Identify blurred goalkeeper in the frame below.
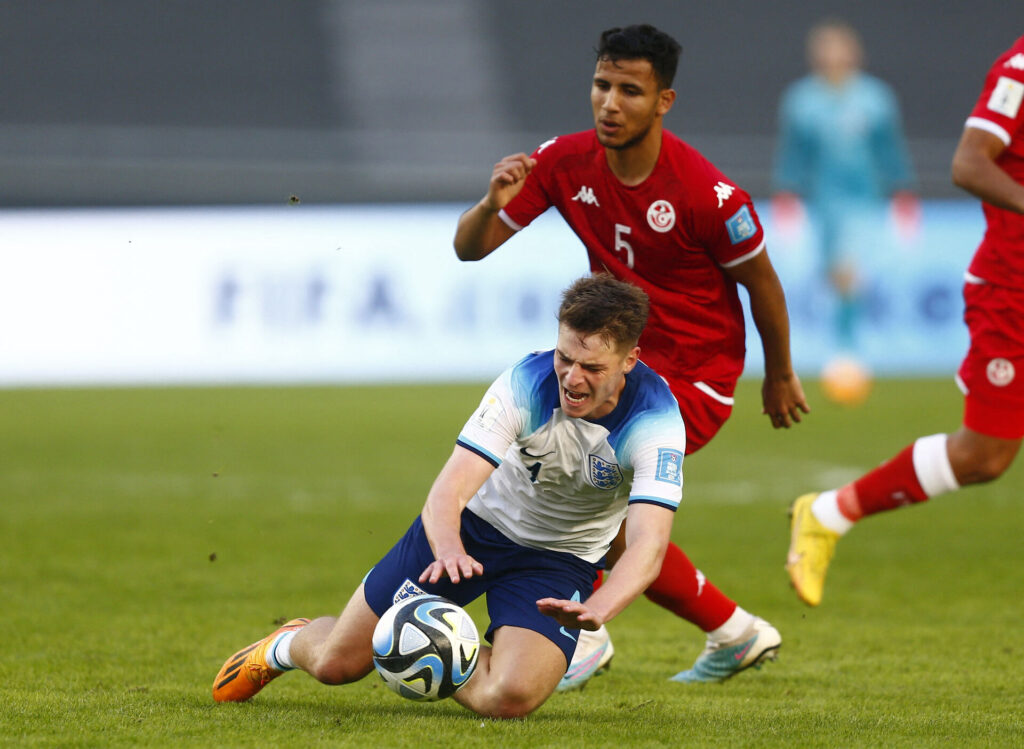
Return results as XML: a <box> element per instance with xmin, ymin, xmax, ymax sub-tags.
<box><xmin>787</xmin><ymin>34</ymin><xmax>1024</xmax><ymax>607</ymax></box>
<box><xmin>772</xmin><ymin>20</ymin><xmax>918</xmax><ymax>368</ymax></box>
<box><xmin>214</xmin><ymin>275</ymin><xmax>700</xmax><ymax>718</ymax></box>
<box><xmin>453</xmin><ymin>23</ymin><xmax>803</xmax><ymax>687</ymax></box>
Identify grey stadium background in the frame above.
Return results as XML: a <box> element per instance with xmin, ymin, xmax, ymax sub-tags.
<box><xmin>0</xmin><ymin>0</ymin><xmax>1019</xmax><ymax>206</ymax></box>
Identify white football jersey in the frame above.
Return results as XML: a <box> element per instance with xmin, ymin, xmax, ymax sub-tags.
<box><xmin>457</xmin><ymin>350</ymin><xmax>685</xmax><ymax>562</ymax></box>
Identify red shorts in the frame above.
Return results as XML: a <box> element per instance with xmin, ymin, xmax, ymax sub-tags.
<box><xmin>668</xmin><ymin>379</ymin><xmax>734</xmax><ymax>455</ymax></box>
<box><xmin>958</xmin><ymin>280</ymin><xmax>1024</xmax><ymax>440</ymax></box>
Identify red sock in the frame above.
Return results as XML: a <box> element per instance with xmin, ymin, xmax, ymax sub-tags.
<box><xmin>850</xmin><ymin>444</ymin><xmax>929</xmax><ymax>517</ymax></box>
<box><xmin>643</xmin><ymin>541</ymin><xmax>736</xmax><ymax>632</ymax></box>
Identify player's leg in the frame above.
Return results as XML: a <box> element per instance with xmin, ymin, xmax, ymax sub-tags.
<box><xmin>211</xmin><ymin>617</ymin><xmax>312</xmax><ymax>702</ymax></box>
<box><xmin>788</xmin><ymin>280</ymin><xmax>1024</xmax><ymax>606</ymax></box>
<box><xmin>788</xmin><ymin>427</ymin><xmax>1020</xmax><ymax>606</ymax></box>
<box><xmin>820</xmin><ymin>208</ymin><xmax>861</xmax><ymax>354</ymax></box>
<box><xmin>452</xmin><ymin>626</ymin><xmax>567</xmax><ymax>719</ymax></box>
<box><xmin>287</xmin><ymin>585</ymin><xmax>378</xmax><ymax>685</ymax></box>
<box><xmin>637</xmin><ymin>381</ymin><xmax>780</xmax><ymax>681</ymax></box>
<box><xmin>636</xmin><ymin>382</ymin><xmax>738</xmax><ymax>632</ymax></box>
<box><xmin>477</xmin><ymin>518</ymin><xmax>599</xmax><ymax>703</ymax></box>
<box><xmin>213</xmin><ymin>513</ymin><xmax>482</xmax><ymax>702</ymax></box>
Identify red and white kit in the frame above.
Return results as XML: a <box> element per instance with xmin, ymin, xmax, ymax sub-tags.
<box><xmin>959</xmin><ymin>34</ymin><xmax>1024</xmax><ymax>438</ymax></box>
<box><xmin>501</xmin><ymin>129</ymin><xmax>766</xmax><ymax>452</ymax></box>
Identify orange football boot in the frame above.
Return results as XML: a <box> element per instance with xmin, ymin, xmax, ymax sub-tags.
<box><xmin>212</xmin><ymin>618</ymin><xmax>310</xmax><ymax>702</ymax></box>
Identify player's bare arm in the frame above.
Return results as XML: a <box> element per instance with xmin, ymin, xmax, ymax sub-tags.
<box><xmin>724</xmin><ymin>249</ymin><xmax>810</xmax><ymax>428</ymax></box>
<box><xmin>453</xmin><ymin>153</ymin><xmax>535</xmax><ymax>261</ymax></box>
<box><xmin>536</xmin><ymin>503</ymin><xmax>672</xmax><ymax>630</ymax></box>
<box><xmin>418</xmin><ymin>446</ymin><xmax>493</xmax><ymax>584</ymax></box>
<box><xmin>952</xmin><ymin>127</ymin><xmax>1024</xmax><ymax>214</ymax></box>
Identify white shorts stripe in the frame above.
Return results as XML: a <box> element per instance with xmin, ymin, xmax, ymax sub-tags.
<box><xmin>693</xmin><ymin>381</ymin><xmax>735</xmax><ymax>406</ymax></box>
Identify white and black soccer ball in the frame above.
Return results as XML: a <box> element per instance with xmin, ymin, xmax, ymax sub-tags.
<box><xmin>371</xmin><ymin>594</ymin><xmax>480</xmax><ymax>701</ymax></box>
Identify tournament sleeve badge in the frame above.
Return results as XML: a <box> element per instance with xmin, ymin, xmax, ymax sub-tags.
<box><xmin>725</xmin><ymin>205</ymin><xmax>757</xmax><ymax>245</ymax></box>
<box><xmin>987</xmin><ymin>76</ymin><xmax>1023</xmax><ymax>119</ymax></box>
<box><xmin>655</xmin><ymin>448</ymin><xmax>683</xmax><ymax>486</ymax></box>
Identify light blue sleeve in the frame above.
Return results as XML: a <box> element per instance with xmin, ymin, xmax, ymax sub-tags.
<box><xmin>614</xmin><ymin>408</ymin><xmax>686</xmax><ymax>511</ymax></box>
<box><xmin>870</xmin><ymin>83</ymin><xmax>915</xmax><ymax>192</ymax></box>
<box><xmin>772</xmin><ymin>84</ymin><xmax>810</xmax><ymax>194</ymax></box>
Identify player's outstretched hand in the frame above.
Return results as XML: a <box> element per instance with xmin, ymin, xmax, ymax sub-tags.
<box><xmin>536</xmin><ymin>597</ymin><xmax>603</xmax><ymax>631</ymax></box>
<box><xmin>419</xmin><ymin>553</ymin><xmax>483</xmax><ymax>585</ymax></box>
<box><xmin>484</xmin><ymin>153</ymin><xmax>536</xmax><ymax>212</ymax></box>
<box><xmin>762</xmin><ymin>371</ymin><xmax>810</xmax><ymax>429</ymax></box>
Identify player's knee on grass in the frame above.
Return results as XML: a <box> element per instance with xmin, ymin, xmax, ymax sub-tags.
<box><xmin>460</xmin><ymin>632</ymin><xmax>566</xmax><ymax>719</ymax></box>
<box><xmin>470</xmin><ymin>670</ymin><xmax>554</xmax><ymax>719</ymax></box>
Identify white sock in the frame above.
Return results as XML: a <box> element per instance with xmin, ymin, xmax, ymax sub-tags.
<box><xmin>912</xmin><ymin>433</ymin><xmax>960</xmax><ymax>497</ymax></box>
<box><xmin>812</xmin><ymin>489</ymin><xmax>855</xmax><ymax>535</ymax></box>
<box><xmin>267</xmin><ymin>630</ymin><xmax>298</xmax><ymax>671</ymax></box>
<box><xmin>707</xmin><ymin>606</ymin><xmax>755</xmax><ymax>644</ymax></box>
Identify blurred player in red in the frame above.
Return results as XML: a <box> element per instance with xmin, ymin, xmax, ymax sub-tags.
<box><xmin>454</xmin><ymin>24</ymin><xmax>808</xmax><ymax>686</ymax></box>
<box><xmin>787</xmin><ymin>34</ymin><xmax>1024</xmax><ymax>607</ymax></box>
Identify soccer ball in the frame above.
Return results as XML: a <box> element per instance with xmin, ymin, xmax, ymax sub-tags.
<box><xmin>371</xmin><ymin>595</ymin><xmax>480</xmax><ymax>701</ymax></box>
<box><xmin>820</xmin><ymin>355</ymin><xmax>872</xmax><ymax>406</ymax></box>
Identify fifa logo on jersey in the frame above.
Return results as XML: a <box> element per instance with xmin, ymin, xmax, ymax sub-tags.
<box><xmin>572</xmin><ymin>186</ymin><xmax>600</xmax><ymax>206</ymax></box>
<box><xmin>713</xmin><ymin>181</ymin><xmax>735</xmax><ymax>208</ymax></box>
<box><xmin>588</xmin><ymin>454</ymin><xmax>623</xmax><ymax>490</ymax></box>
<box><xmin>988</xmin><ymin>76</ymin><xmax>1024</xmax><ymax>119</ymax></box>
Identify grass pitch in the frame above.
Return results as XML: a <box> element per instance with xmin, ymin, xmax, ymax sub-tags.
<box><xmin>2</xmin><ymin>378</ymin><xmax>1022</xmax><ymax>747</ymax></box>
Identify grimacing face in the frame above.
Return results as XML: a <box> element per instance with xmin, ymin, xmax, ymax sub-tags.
<box><xmin>590</xmin><ymin>57</ymin><xmax>674</xmax><ymax>151</ymax></box>
<box><xmin>553</xmin><ymin>323</ymin><xmax>639</xmax><ymax>420</ymax></box>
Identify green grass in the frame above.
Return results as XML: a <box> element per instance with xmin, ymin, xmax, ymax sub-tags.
<box><xmin>2</xmin><ymin>379</ymin><xmax>1022</xmax><ymax>747</ymax></box>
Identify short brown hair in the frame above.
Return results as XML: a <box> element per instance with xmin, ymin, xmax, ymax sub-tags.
<box><xmin>558</xmin><ymin>274</ymin><xmax>649</xmax><ymax>350</ymax></box>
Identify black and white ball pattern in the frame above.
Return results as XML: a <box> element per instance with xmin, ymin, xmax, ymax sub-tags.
<box><xmin>371</xmin><ymin>595</ymin><xmax>480</xmax><ymax>701</ymax></box>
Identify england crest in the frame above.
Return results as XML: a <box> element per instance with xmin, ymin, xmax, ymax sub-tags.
<box><xmin>392</xmin><ymin>579</ymin><xmax>428</xmax><ymax>605</ymax></box>
<box><xmin>589</xmin><ymin>454</ymin><xmax>623</xmax><ymax>490</ymax></box>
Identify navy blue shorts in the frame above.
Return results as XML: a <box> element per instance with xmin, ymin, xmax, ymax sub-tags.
<box><xmin>362</xmin><ymin>509</ymin><xmax>601</xmax><ymax>667</ymax></box>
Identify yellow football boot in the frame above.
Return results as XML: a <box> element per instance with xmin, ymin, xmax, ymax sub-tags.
<box><xmin>786</xmin><ymin>493</ymin><xmax>840</xmax><ymax>607</ymax></box>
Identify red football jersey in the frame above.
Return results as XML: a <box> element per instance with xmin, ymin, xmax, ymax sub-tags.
<box><xmin>500</xmin><ymin>129</ymin><xmax>766</xmax><ymax>395</ymax></box>
<box><xmin>965</xmin><ymin>34</ymin><xmax>1024</xmax><ymax>288</ymax></box>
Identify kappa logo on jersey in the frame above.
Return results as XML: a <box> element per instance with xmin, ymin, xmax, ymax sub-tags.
<box><xmin>987</xmin><ymin>76</ymin><xmax>1024</xmax><ymax>119</ymax></box>
<box><xmin>725</xmin><ymin>204</ymin><xmax>757</xmax><ymax>244</ymax></box>
<box><xmin>392</xmin><ymin>579</ymin><xmax>428</xmax><ymax>605</ymax></box>
<box><xmin>1004</xmin><ymin>53</ymin><xmax>1024</xmax><ymax>71</ymax></box>
<box><xmin>588</xmin><ymin>454</ymin><xmax>623</xmax><ymax>490</ymax></box>
<box><xmin>537</xmin><ymin>137</ymin><xmax>557</xmax><ymax>153</ymax></box>
<box><xmin>572</xmin><ymin>186</ymin><xmax>601</xmax><ymax>206</ymax></box>
<box><xmin>987</xmin><ymin>357</ymin><xmax>1015</xmax><ymax>387</ymax></box>
<box><xmin>713</xmin><ymin>181</ymin><xmax>735</xmax><ymax>208</ymax></box>
<box><xmin>655</xmin><ymin>448</ymin><xmax>683</xmax><ymax>486</ymax></box>
<box><xmin>646</xmin><ymin>199</ymin><xmax>676</xmax><ymax>232</ymax></box>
